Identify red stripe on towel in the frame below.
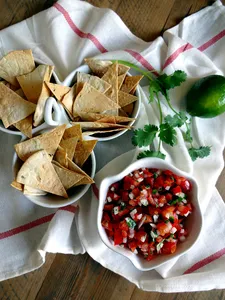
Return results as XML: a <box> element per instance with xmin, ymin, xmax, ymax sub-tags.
<box><xmin>183</xmin><ymin>247</ymin><xmax>225</xmax><ymax>274</ymax></box>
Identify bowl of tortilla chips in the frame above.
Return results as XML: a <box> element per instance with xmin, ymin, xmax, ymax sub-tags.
<box><xmin>11</xmin><ymin>124</ymin><xmax>97</xmax><ymax>208</ymax></box>
<box><xmin>0</xmin><ymin>49</ymin><xmax>57</xmax><ymax>138</ymax></box>
<box><xmin>44</xmin><ymin>58</ymin><xmax>142</xmax><ymax>141</ymax></box>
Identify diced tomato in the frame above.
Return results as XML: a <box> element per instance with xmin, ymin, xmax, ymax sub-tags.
<box><xmin>121</xmin><ymin>191</ymin><xmax>129</xmax><ymax>201</ymax></box>
<box><xmin>163</xmin><ymin>170</ymin><xmax>173</xmax><ymax>176</ymax></box>
<box><xmin>145</xmin><ymin>177</ymin><xmax>154</xmax><ymax>186</ymax></box>
<box><xmin>157</xmin><ymin>222</ymin><xmax>173</xmax><ymax>236</ymax></box>
<box><xmin>109</xmin><ymin>182</ymin><xmax>120</xmax><ymax>192</ymax></box>
<box><xmin>129</xmin><ymin>199</ymin><xmax>139</xmax><ymax>206</ymax></box>
<box><xmin>123</xmin><ymin>176</ymin><xmax>139</xmax><ymax>190</ymax></box>
<box><xmin>107</xmin><ymin>191</ymin><xmax>120</xmax><ymax>201</ymax></box>
<box><xmin>119</xmin><ymin>220</ymin><xmax>129</xmax><ymax>231</ymax></box>
<box><xmin>178</xmin><ymin>228</ymin><xmax>188</xmax><ymax>239</ymax></box>
<box><xmin>104</xmin><ymin>204</ymin><xmax>114</xmax><ymax>211</ymax></box>
<box><xmin>101</xmin><ymin>220</ymin><xmax>113</xmax><ymax>231</ymax></box>
<box><xmin>143</xmin><ymin>169</ymin><xmax>153</xmax><ymax>178</ymax></box>
<box><xmin>180</xmin><ymin>179</ymin><xmax>191</xmax><ymax>193</ymax></box>
<box><xmin>106</xmin><ymin>229</ymin><xmax>114</xmax><ymax>238</ymax></box>
<box><xmin>146</xmin><ymin>253</ymin><xmax>155</xmax><ymax>261</ymax></box>
<box><xmin>118</xmin><ymin>208</ymin><xmax>130</xmax><ymax>218</ymax></box>
<box><xmin>148</xmin><ymin>194</ymin><xmax>158</xmax><ymax>206</ymax></box>
<box><xmin>165</xmin><ymin>193</ymin><xmax>173</xmax><ymax>201</ymax></box>
<box><xmin>139</xmin><ymin>242</ymin><xmax>149</xmax><ymax>252</ymax></box>
<box><xmin>148</xmin><ymin>206</ymin><xmax>161</xmax><ymax>216</ymax></box>
<box><xmin>114</xmin><ymin>229</ymin><xmax>123</xmax><ymax>245</ymax></box>
<box><xmin>103</xmin><ymin>211</ymin><xmax>111</xmax><ymax>221</ymax></box>
<box><xmin>163</xmin><ymin>177</ymin><xmax>174</xmax><ymax>189</ymax></box>
<box><xmin>143</xmin><ymin>214</ymin><xmax>153</xmax><ymax>224</ymax></box>
<box><xmin>177</xmin><ymin>203</ymin><xmax>192</xmax><ymax>216</ymax></box>
<box><xmin>161</xmin><ymin>206</ymin><xmax>175</xmax><ymax>220</ymax></box>
<box><xmin>132</xmin><ymin>187</ymin><xmax>140</xmax><ymax>197</ymax></box>
<box><xmin>161</xmin><ymin>241</ymin><xmax>177</xmax><ymax>254</ymax></box>
<box><xmin>156</xmin><ymin>235</ymin><xmax>163</xmax><ymax>243</ymax></box>
<box><xmin>122</xmin><ymin>230</ymin><xmax>128</xmax><ymax>238</ymax></box>
<box><xmin>172</xmin><ymin>186</ymin><xmax>182</xmax><ymax>195</ymax></box>
<box><xmin>158</xmin><ymin>195</ymin><xmax>167</xmax><ymax>206</ymax></box>
<box><xmin>135</xmin><ymin>231</ymin><xmax>147</xmax><ymax>243</ymax></box>
<box><xmin>154</xmin><ymin>176</ymin><xmax>164</xmax><ymax>189</ymax></box>
<box><xmin>128</xmin><ymin>240</ymin><xmax>138</xmax><ymax>252</ymax></box>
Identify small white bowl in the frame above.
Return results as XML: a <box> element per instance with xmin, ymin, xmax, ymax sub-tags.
<box><xmin>12</xmin><ymin>126</ymin><xmax>96</xmax><ymax>208</ymax></box>
<box><xmin>44</xmin><ymin>64</ymin><xmax>141</xmax><ymax>141</ymax></box>
<box><xmin>97</xmin><ymin>157</ymin><xmax>202</xmax><ymax>271</ymax></box>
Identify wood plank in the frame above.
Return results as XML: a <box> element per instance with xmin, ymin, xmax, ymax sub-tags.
<box><xmin>0</xmin><ymin>0</ymin><xmax>57</xmax><ymax>30</ymax></box>
<box><xmin>0</xmin><ymin>253</ymin><xmax>56</xmax><ymax>300</ymax></box>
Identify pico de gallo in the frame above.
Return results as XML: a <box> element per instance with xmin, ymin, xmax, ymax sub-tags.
<box><xmin>101</xmin><ymin>168</ymin><xmax>192</xmax><ymax>261</ymax></box>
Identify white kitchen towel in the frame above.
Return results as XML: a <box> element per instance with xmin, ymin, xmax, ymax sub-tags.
<box><xmin>0</xmin><ymin>0</ymin><xmax>224</xmax><ymax>292</ymax></box>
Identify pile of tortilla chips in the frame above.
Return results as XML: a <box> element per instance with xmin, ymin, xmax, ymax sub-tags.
<box><xmin>11</xmin><ymin>124</ymin><xmax>97</xmax><ymax>198</ymax></box>
<box><xmin>47</xmin><ymin>58</ymin><xmax>143</xmax><ymax>136</ymax></box>
<box><xmin>0</xmin><ymin>49</ymin><xmax>55</xmax><ymax>138</ymax></box>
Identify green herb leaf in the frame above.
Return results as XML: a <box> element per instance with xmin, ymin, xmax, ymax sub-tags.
<box><xmin>164</xmin><ymin>113</ymin><xmax>187</xmax><ymax>128</ymax></box>
<box><xmin>188</xmin><ymin>146</ymin><xmax>211</xmax><ymax>161</ymax></box>
<box><xmin>152</xmin><ymin>189</ymin><xmax>158</xmax><ymax>194</ymax></box>
<box><xmin>169</xmin><ymin>197</ymin><xmax>184</xmax><ymax>205</ymax></box>
<box><xmin>149</xmin><ymin>81</ymin><xmax>162</xmax><ymax>102</ymax></box>
<box><xmin>125</xmin><ymin>217</ymin><xmax>136</xmax><ymax>229</ymax></box>
<box><xmin>120</xmin><ymin>202</ymin><xmax>126</xmax><ymax>210</ymax></box>
<box><xmin>183</xmin><ymin>128</ymin><xmax>193</xmax><ymax>143</ymax></box>
<box><xmin>159</xmin><ymin>123</ymin><xmax>177</xmax><ymax>146</ymax></box>
<box><xmin>156</xmin><ymin>239</ymin><xmax>165</xmax><ymax>253</ymax></box>
<box><xmin>169</xmin><ymin>216</ymin><xmax>174</xmax><ymax>223</ymax></box>
<box><xmin>157</xmin><ymin>70</ymin><xmax>187</xmax><ymax>90</ymax></box>
<box><xmin>137</xmin><ymin>150</ymin><xmax>166</xmax><ymax>160</ymax></box>
<box><xmin>132</xmin><ymin>125</ymin><xmax>158</xmax><ymax>147</ymax></box>
<box><xmin>150</xmin><ymin>230</ymin><xmax>158</xmax><ymax>242</ymax></box>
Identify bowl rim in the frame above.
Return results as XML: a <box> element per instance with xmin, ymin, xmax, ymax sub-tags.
<box><xmin>97</xmin><ymin>157</ymin><xmax>203</xmax><ymax>271</ymax></box>
<box><xmin>12</xmin><ymin>126</ymin><xmax>96</xmax><ymax>208</ymax></box>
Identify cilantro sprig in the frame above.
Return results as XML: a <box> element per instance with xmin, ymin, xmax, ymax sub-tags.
<box><xmin>116</xmin><ymin>60</ymin><xmax>211</xmax><ymax>161</ymax></box>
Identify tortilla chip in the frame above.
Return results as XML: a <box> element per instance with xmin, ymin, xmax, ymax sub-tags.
<box><xmin>17</xmin><ymin>65</ymin><xmax>54</xmax><ymax>104</ymax></box>
<box><xmin>67</xmin><ymin>158</ymin><xmax>94</xmax><ymax>185</ymax></box>
<box><xmin>62</xmin><ymin>83</ymin><xmax>76</xmax><ymax>115</ymax></box>
<box><xmin>13</xmin><ymin>115</ymin><xmax>33</xmax><ymax>138</ymax></box>
<box><xmin>53</xmin><ymin>163</ymin><xmax>84</xmax><ymax>190</ymax></box>
<box><xmin>59</xmin><ymin>137</ymin><xmax>78</xmax><ymax>160</ymax></box>
<box><xmin>96</xmin><ymin>115</ymin><xmax>134</xmax><ymax>124</ymax></box>
<box><xmin>118</xmin><ymin>73</ymin><xmax>126</xmax><ymax>89</ymax></box>
<box><xmin>15</xmin><ymin>88</ymin><xmax>26</xmax><ymax>98</ymax></box>
<box><xmin>0</xmin><ymin>83</ymin><xmax>36</xmax><ymax>128</ymax></box>
<box><xmin>33</xmin><ymin>81</ymin><xmax>53</xmax><ymax>127</ymax></box>
<box><xmin>71</xmin><ymin>121</ymin><xmax>130</xmax><ymax>130</ymax></box>
<box><xmin>0</xmin><ymin>50</ymin><xmax>35</xmax><ymax>87</ymax></box>
<box><xmin>84</xmin><ymin>58</ymin><xmax>112</xmax><ymax>77</ymax></box>
<box><xmin>118</xmin><ymin>90</ymin><xmax>138</xmax><ymax>107</ymax></box>
<box><xmin>23</xmin><ymin>185</ymin><xmax>47</xmax><ymax>196</ymax></box>
<box><xmin>11</xmin><ymin>180</ymin><xmax>23</xmax><ymax>191</ymax></box>
<box><xmin>63</xmin><ymin>124</ymin><xmax>82</xmax><ymax>141</ymax></box>
<box><xmin>102</xmin><ymin>63</ymin><xmax>118</xmax><ymax>115</ymax></box>
<box><xmin>82</xmin><ymin>128</ymin><xmax>125</xmax><ymax>136</ymax></box>
<box><xmin>54</xmin><ymin>146</ymin><xmax>68</xmax><ymax>168</ymax></box>
<box><xmin>14</xmin><ymin>124</ymin><xmax>66</xmax><ymax>161</ymax></box>
<box><xmin>77</xmin><ymin>72</ymin><xmax>111</xmax><ymax>94</ymax></box>
<box><xmin>16</xmin><ymin>150</ymin><xmax>68</xmax><ymax>198</ymax></box>
<box><xmin>2</xmin><ymin>81</ymin><xmax>18</xmax><ymax>91</ymax></box>
<box><xmin>73</xmin><ymin>83</ymin><xmax>120</xmax><ymax>115</ymax></box>
<box><xmin>122</xmin><ymin>103</ymin><xmax>134</xmax><ymax>116</ymax></box>
<box><xmin>119</xmin><ymin>108</ymin><xmax>128</xmax><ymax>117</ymax></box>
<box><xmin>84</xmin><ymin>58</ymin><xmax>130</xmax><ymax>77</ymax></box>
<box><xmin>121</xmin><ymin>75</ymin><xmax>143</xmax><ymax>93</ymax></box>
<box><xmin>45</xmin><ymin>82</ymin><xmax>71</xmax><ymax>102</ymax></box>
<box><xmin>74</xmin><ymin>140</ymin><xmax>97</xmax><ymax>167</ymax></box>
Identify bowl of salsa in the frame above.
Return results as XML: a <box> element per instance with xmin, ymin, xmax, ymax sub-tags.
<box><xmin>97</xmin><ymin>158</ymin><xmax>202</xmax><ymax>271</ymax></box>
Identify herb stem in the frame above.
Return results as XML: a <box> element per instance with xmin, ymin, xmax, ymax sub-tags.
<box><xmin>156</xmin><ymin>93</ymin><xmax>163</xmax><ymax>152</ymax></box>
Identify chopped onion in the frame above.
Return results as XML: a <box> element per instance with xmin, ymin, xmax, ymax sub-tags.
<box><xmin>159</xmin><ymin>203</ymin><xmax>164</xmax><ymax>207</ymax></box>
<box><xmin>138</xmin><ymin>216</ymin><xmax>146</xmax><ymax>229</ymax></box>
<box><xmin>165</xmin><ymin>186</ymin><xmax>170</xmax><ymax>190</ymax></box>
<box><xmin>137</xmin><ymin>177</ymin><xmax>144</xmax><ymax>182</ymax></box>
<box><xmin>123</xmin><ymin>237</ymin><xmax>127</xmax><ymax>243</ymax></box>
<box><xmin>107</xmin><ymin>196</ymin><xmax>112</xmax><ymax>202</ymax></box>
<box><xmin>140</xmin><ymin>234</ymin><xmax>147</xmax><ymax>242</ymax></box>
<box><xmin>130</xmin><ymin>185</ymin><xmax>135</xmax><ymax>189</ymax></box>
<box><xmin>150</xmin><ymin>223</ymin><xmax>157</xmax><ymax>228</ymax></box>
<box><xmin>133</xmin><ymin>249</ymin><xmax>138</xmax><ymax>254</ymax></box>
<box><xmin>153</xmin><ymin>215</ymin><xmax>159</xmax><ymax>223</ymax></box>
<box><xmin>137</xmin><ymin>214</ymin><xmax>143</xmax><ymax>220</ymax></box>
<box><xmin>170</xmin><ymin>227</ymin><xmax>177</xmax><ymax>234</ymax></box>
<box><xmin>140</xmin><ymin>199</ymin><xmax>148</xmax><ymax>206</ymax></box>
<box><xmin>184</xmin><ymin>211</ymin><xmax>191</xmax><ymax>217</ymax></box>
<box><xmin>130</xmin><ymin>209</ymin><xmax>137</xmax><ymax>219</ymax></box>
<box><xmin>180</xmin><ymin>229</ymin><xmax>185</xmax><ymax>234</ymax></box>
<box><xmin>179</xmin><ymin>236</ymin><xmax>186</xmax><ymax>242</ymax></box>
<box><xmin>129</xmin><ymin>192</ymin><xmax>134</xmax><ymax>199</ymax></box>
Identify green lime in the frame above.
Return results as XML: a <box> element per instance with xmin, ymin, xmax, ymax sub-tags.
<box><xmin>186</xmin><ymin>75</ymin><xmax>225</xmax><ymax>118</ymax></box>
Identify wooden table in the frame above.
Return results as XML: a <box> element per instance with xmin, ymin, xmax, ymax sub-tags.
<box><xmin>0</xmin><ymin>0</ymin><xmax>225</xmax><ymax>299</ymax></box>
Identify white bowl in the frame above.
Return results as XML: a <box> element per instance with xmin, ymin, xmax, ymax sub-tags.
<box><xmin>44</xmin><ymin>64</ymin><xmax>141</xmax><ymax>141</ymax></box>
<box><xmin>97</xmin><ymin>157</ymin><xmax>202</xmax><ymax>271</ymax></box>
<box><xmin>12</xmin><ymin>126</ymin><xmax>96</xmax><ymax>208</ymax></box>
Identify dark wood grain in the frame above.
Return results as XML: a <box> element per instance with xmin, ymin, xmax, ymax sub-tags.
<box><xmin>0</xmin><ymin>0</ymin><xmax>224</xmax><ymax>299</ymax></box>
